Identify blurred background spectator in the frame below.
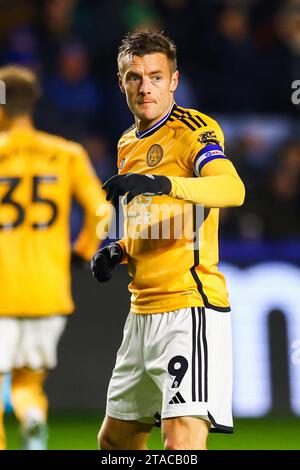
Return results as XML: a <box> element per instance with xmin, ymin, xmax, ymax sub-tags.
<box><xmin>42</xmin><ymin>40</ymin><xmax>103</xmax><ymax>140</ymax></box>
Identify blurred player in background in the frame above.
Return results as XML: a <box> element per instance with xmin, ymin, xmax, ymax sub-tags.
<box><xmin>0</xmin><ymin>66</ymin><xmax>108</xmax><ymax>450</ymax></box>
<box><xmin>92</xmin><ymin>31</ymin><xmax>245</xmax><ymax>450</ymax></box>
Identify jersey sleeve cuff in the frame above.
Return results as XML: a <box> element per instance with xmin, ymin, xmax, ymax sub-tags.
<box><xmin>116</xmin><ymin>239</ymin><xmax>128</xmax><ymax>264</ymax></box>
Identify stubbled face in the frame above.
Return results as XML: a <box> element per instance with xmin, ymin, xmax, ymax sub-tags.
<box><xmin>119</xmin><ymin>53</ymin><xmax>179</xmax><ymax>131</ymax></box>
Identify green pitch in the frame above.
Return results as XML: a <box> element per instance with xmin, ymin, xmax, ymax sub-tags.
<box><xmin>4</xmin><ymin>413</ymin><xmax>300</xmax><ymax>450</ymax></box>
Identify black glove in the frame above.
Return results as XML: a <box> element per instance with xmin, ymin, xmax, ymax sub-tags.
<box><xmin>103</xmin><ymin>173</ymin><xmax>171</xmax><ymax>205</ymax></box>
<box><xmin>91</xmin><ymin>243</ymin><xmax>123</xmax><ymax>282</ymax></box>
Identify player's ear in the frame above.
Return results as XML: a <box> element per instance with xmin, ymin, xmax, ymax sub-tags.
<box><xmin>118</xmin><ymin>73</ymin><xmax>125</xmax><ymax>94</ymax></box>
<box><xmin>170</xmin><ymin>70</ymin><xmax>179</xmax><ymax>93</ymax></box>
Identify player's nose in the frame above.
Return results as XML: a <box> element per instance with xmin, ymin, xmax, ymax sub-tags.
<box><xmin>139</xmin><ymin>76</ymin><xmax>152</xmax><ymax>95</ymax></box>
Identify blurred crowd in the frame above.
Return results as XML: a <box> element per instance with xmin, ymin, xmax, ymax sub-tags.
<box><xmin>0</xmin><ymin>0</ymin><xmax>300</xmax><ymax>241</ymax></box>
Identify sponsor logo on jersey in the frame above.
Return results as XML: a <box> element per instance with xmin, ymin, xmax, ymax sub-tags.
<box><xmin>204</xmin><ymin>150</ymin><xmax>224</xmax><ymax>157</ymax></box>
<box><xmin>147</xmin><ymin>144</ymin><xmax>163</xmax><ymax>167</ymax></box>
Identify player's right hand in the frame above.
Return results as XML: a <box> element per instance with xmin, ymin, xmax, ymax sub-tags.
<box><xmin>91</xmin><ymin>243</ymin><xmax>123</xmax><ymax>282</ymax></box>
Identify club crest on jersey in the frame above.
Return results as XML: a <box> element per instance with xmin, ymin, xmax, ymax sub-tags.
<box><xmin>198</xmin><ymin>130</ymin><xmax>220</xmax><ymax>146</ymax></box>
<box><xmin>147</xmin><ymin>144</ymin><xmax>163</xmax><ymax>167</ymax></box>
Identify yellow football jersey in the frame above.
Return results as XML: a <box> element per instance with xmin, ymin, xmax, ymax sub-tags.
<box><xmin>117</xmin><ymin>103</ymin><xmax>244</xmax><ymax>314</ymax></box>
<box><xmin>0</xmin><ymin>125</ymin><xmax>107</xmax><ymax>316</ymax></box>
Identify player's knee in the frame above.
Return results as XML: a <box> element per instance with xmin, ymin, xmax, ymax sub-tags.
<box><xmin>98</xmin><ymin>429</ymin><xmax>107</xmax><ymax>449</ymax></box>
<box><xmin>164</xmin><ymin>436</ymin><xmax>186</xmax><ymax>451</ymax></box>
<box><xmin>164</xmin><ymin>437</ymin><xmax>207</xmax><ymax>451</ymax></box>
<box><xmin>98</xmin><ymin>428</ymin><xmax>116</xmax><ymax>450</ymax></box>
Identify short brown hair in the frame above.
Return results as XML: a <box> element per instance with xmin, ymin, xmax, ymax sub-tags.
<box><xmin>118</xmin><ymin>30</ymin><xmax>177</xmax><ymax>74</ymax></box>
<box><xmin>0</xmin><ymin>65</ymin><xmax>41</xmax><ymax>118</ymax></box>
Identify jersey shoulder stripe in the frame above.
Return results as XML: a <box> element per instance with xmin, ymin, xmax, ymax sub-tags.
<box><xmin>168</xmin><ymin>105</ymin><xmax>209</xmax><ymax>132</ymax></box>
<box><xmin>174</xmin><ymin>106</ymin><xmax>208</xmax><ymax>129</ymax></box>
<box><xmin>168</xmin><ymin>106</ymin><xmax>223</xmax><ymax>145</ymax></box>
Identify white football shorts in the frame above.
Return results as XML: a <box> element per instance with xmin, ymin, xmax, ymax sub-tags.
<box><xmin>106</xmin><ymin>307</ymin><xmax>233</xmax><ymax>433</ymax></box>
<box><xmin>0</xmin><ymin>316</ymin><xmax>67</xmax><ymax>372</ymax></box>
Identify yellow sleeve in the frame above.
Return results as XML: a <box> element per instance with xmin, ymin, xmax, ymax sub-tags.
<box><xmin>71</xmin><ymin>147</ymin><xmax>111</xmax><ymax>260</ymax></box>
<box><xmin>180</xmin><ymin>121</ymin><xmax>225</xmax><ymax>171</ymax></box>
<box><xmin>168</xmin><ymin>158</ymin><xmax>245</xmax><ymax>208</ymax></box>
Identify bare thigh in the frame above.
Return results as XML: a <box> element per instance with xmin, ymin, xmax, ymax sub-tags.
<box><xmin>162</xmin><ymin>416</ymin><xmax>211</xmax><ymax>450</ymax></box>
<box><xmin>98</xmin><ymin>415</ymin><xmax>153</xmax><ymax>450</ymax></box>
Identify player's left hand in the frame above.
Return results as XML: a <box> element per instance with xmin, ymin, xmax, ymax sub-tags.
<box><xmin>103</xmin><ymin>173</ymin><xmax>171</xmax><ymax>205</ymax></box>
<box><xmin>91</xmin><ymin>243</ymin><xmax>123</xmax><ymax>282</ymax></box>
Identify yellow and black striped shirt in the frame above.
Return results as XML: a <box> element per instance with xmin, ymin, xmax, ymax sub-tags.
<box><xmin>117</xmin><ymin>103</ymin><xmax>244</xmax><ymax>314</ymax></box>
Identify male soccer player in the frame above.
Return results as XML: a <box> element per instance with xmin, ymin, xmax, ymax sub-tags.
<box><xmin>92</xmin><ymin>31</ymin><xmax>245</xmax><ymax>450</ymax></box>
<box><xmin>0</xmin><ymin>66</ymin><xmax>107</xmax><ymax>450</ymax></box>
